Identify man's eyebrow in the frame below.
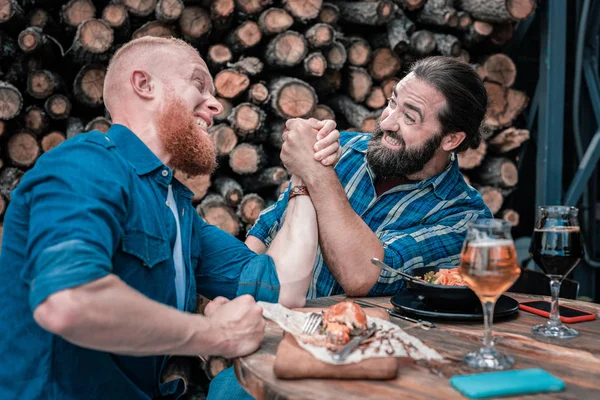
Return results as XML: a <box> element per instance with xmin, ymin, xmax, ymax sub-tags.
<box><xmin>192</xmin><ymin>68</ymin><xmax>216</xmax><ymax>95</ymax></box>
<box><xmin>404</xmin><ymin>102</ymin><xmax>423</xmax><ymax>122</ymax></box>
<box><xmin>393</xmin><ymin>85</ymin><xmax>399</xmax><ymax>99</ymax></box>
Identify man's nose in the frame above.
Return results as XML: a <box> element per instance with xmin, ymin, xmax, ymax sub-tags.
<box><xmin>379</xmin><ymin>113</ymin><xmax>399</xmax><ymax>132</ymax></box>
<box><xmin>205</xmin><ymin>95</ymin><xmax>224</xmax><ymax>121</ymax></box>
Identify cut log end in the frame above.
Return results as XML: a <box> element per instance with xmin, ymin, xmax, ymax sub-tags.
<box><xmin>85</xmin><ymin>116</ymin><xmax>112</xmax><ymax>133</ymax></box>
<box><xmin>27</xmin><ymin>70</ymin><xmax>59</xmax><ymax>99</ymax></box>
<box><xmin>132</xmin><ymin>21</ymin><xmax>175</xmax><ymax>39</ymax></box>
<box><xmin>482</xmin><ymin>53</ymin><xmax>516</xmax><ymax>86</ymax></box>
<box><xmin>365</xmin><ymin>86</ymin><xmax>386</xmax><ymax>109</ymax></box>
<box><xmin>326</xmin><ymin>41</ymin><xmax>347</xmax><ymax>71</ymax></box>
<box><xmin>259</xmin><ymin>7</ymin><xmax>294</xmax><ymax>35</ymax></box>
<box><xmin>24</xmin><ymin>106</ymin><xmax>48</xmax><ymax>134</ymax></box>
<box><xmin>156</xmin><ymin>0</ymin><xmax>184</xmax><ymax>22</ymax></box>
<box><xmin>124</xmin><ymin>0</ymin><xmax>157</xmax><ymax>17</ymax></box>
<box><xmin>248</xmin><ymin>82</ymin><xmax>270</xmax><ymax>104</ymax></box>
<box><xmin>318</xmin><ymin>3</ymin><xmax>339</xmax><ymax>25</ymax></box>
<box><xmin>238</xmin><ymin>193</ymin><xmax>266</xmax><ymax>224</ymax></box>
<box><xmin>458</xmin><ymin>141</ymin><xmax>487</xmax><ymax>170</ymax></box>
<box><xmin>209</xmin><ymin>123</ymin><xmax>238</xmax><ymax>156</ymax></box>
<box><xmin>198</xmin><ymin>195</ymin><xmax>240</xmax><ymax>237</ymax></box>
<box><xmin>0</xmin><ymin>81</ymin><xmax>23</xmax><ymax>120</ymax></box>
<box><xmin>229</xmin><ymin>144</ymin><xmax>265</xmax><ymax>175</ymax></box>
<box><xmin>8</xmin><ymin>131</ymin><xmax>41</xmax><ymax>168</ymax></box>
<box><xmin>311</xmin><ymin>104</ymin><xmax>335</xmax><ymax>121</ymax></box>
<box><xmin>208</xmin><ymin>44</ymin><xmax>233</xmax><ymax>67</ymax></box>
<box><xmin>214</xmin><ymin>69</ymin><xmax>250</xmax><ymax>99</ymax></box>
<box><xmin>174</xmin><ymin>170</ymin><xmax>211</xmax><ymax>203</ymax></box>
<box><xmin>214</xmin><ymin>97</ymin><xmax>233</xmax><ymax>122</ymax></box>
<box><xmin>270</xmin><ymin>77</ymin><xmax>318</xmax><ymax>119</ymax></box>
<box><xmin>179</xmin><ymin>7</ymin><xmax>211</xmax><ymax>42</ymax></box>
<box><xmin>347</xmin><ymin>38</ymin><xmax>371</xmax><ymax>67</ymax></box>
<box><xmin>78</xmin><ymin>19</ymin><xmax>114</xmax><ymax>54</ymax></box>
<box><xmin>369</xmin><ymin>48</ymin><xmax>401</xmax><ymax>81</ymax></box>
<box><xmin>41</xmin><ymin>131</ymin><xmax>66</xmax><ymax>153</ymax></box>
<box><xmin>62</xmin><ymin>0</ymin><xmax>96</xmax><ymax>28</ymax></box>
<box><xmin>102</xmin><ymin>3</ymin><xmax>128</xmax><ymax>27</ymax></box>
<box><xmin>478</xmin><ymin>186</ymin><xmax>503</xmax><ymax>215</ymax></box>
<box><xmin>45</xmin><ymin>95</ymin><xmax>71</xmax><ymax>120</ymax></box>
<box><xmin>304</xmin><ymin>52</ymin><xmax>327</xmax><ymax>77</ymax></box>
<box><xmin>305</xmin><ymin>23</ymin><xmax>334</xmax><ymax>48</ymax></box>
<box><xmin>74</xmin><ymin>65</ymin><xmax>106</xmax><ymax>107</ymax></box>
<box><xmin>283</xmin><ymin>0</ymin><xmax>323</xmax><ymax>22</ymax></box>
<box><xmin>501</xmin><ymin>209</ymin><xmax>520</xmax><ymax>227</ymax></box>
<box><xmin>228</xmin><ymin>102</ymin><xmax>265</xmax><ymax>136</ymax></box>
<box><xmin>266</xmin><ymin>31</ymin><xmax>308</xmax><ymax>67</ymax></box>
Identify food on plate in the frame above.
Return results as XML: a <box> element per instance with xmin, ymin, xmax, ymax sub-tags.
<box><xmin>417</xmin><ymin>268</ymin><xmax>467</xmax><ymax>286</ymax></box>
<box><xmin>321</xmin><ymin>301</ymin><xmax>368</xmax><ymax>346</ymax></box>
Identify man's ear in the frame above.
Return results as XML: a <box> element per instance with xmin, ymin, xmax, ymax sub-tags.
<box><xmin>442</xmin><ymin>131</ymin><xmax>466</xmax><ymax>152</ymax></box>
<box><xmin>130</xmin><ymin>70</ymin><xmax>155</xmax><ymax>100</ymax></box>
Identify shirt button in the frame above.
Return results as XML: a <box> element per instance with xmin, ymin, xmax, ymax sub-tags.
<box><xmin>162</xmin><ymin>170</ymin><xmax>168</xmax><ymax>177</ymax></box>
<box><xmin>104</xmin><ymin>136</ymin><xmax>110</xmax><ymax>141</ymax></box>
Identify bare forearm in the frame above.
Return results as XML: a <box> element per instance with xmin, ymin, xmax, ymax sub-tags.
<box><xmin>34</xmin><ymin>275</ymin><xmax>220</xmax><ymax>357</ymax></box>
<box><xmin>266</xmin><ymin>190</ymin><xmax>318</xmax><ymax>307</ymax></box>
<box><xmin>305</xmin><ymin>170</ymin><xmax>382</xmax><ymax>296</ymax></box>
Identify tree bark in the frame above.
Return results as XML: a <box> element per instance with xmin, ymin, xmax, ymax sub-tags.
<box><xmin>385</xmin><ymin>10</ymin><xmax>415</xmax><ymax>54</ymax></box>
<box><xmin>457</xmin><ymin>0</ymin><xmax>536</xmax><ymax>23</ymax></box>
<box><xmin>214</xmin><ymin>97</ymin><xmax>233</xmax><ymax>124</ymax></box>
<box><xmin>269</xmin><ymin>77</ymin><xmax>318</xmax><ymax>119</ymax></box>
<box><xmin>488</xmin><ymin>127</ymin><xmax>529</xmax><ymax>153</ymax></box>
<box><xmin>332</xmin><ymin>1</ymin><xmax>396</xmax><ymax>26</ymax></box>
<box><xmin>66</xmin><ymin>117</ymin><xmax>85</xmax><ymax>139</ymax></box>
<box><xmin>328</xmin><ymin>95</ymin><xmax>380</xmax><ymax>132</ymax></box>
<box><xmin>416</xmin><ymin>0</ymin><xmax>457</xmax><ymax>27</ymax></box>
<box><xmin>500</xmin><ymin>209</ymin><xmax>519</xmax><ymax>227</ymax></box>
<box><xmin>489</xmin><ymin>22</ymin><xmax>514</xmax><ymax>47</ymax></box>
<box><xmin>433</xmin><ymin>33</ymin><xmax>461</xmax><ymax>56</ymax></box>
<box><xmin>241</xmin><ymin>166</ymin><xmax>289</xmax><ymax>192</ymax></box>
<box><xmin>179</xmin><ymin>6</ymin><xmax>211</xmax><ymax>45</ymax></box>
<box><xmin>0</xmin><ymin>167</ymin><xmax>24</xmax><ymax>201</ymax></box>
<box><xmin>85</xmin><ymin>116</ymin><xmax>112</xmax><ymax>133</ymax></box>
<box><xmin>228</xmin><ymin>56</ymin><xmax>264</xmax><ymax>76</ymax></box>
<box><xmin>476</xmin><ymin>157</ymin><xmax>518</xmax><ymax>188</ymax></box>
<box><xmin>132</xmin><ymin>21</ymin><xmax>175</xmax><ymax>39</ymax></box>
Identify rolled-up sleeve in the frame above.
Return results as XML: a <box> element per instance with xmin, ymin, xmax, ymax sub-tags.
<box><xmin>23</xmin><ymin>141</ymin><xmax>128</xmax><ymax>311</ymax></box>
<box><xmin>195</xmin><ymin>221</ymin><xmax>280</xmax><ymax>303</ymax></box>
<box><xmin>367</xmin><ymin>211</ymin><xmax>484</xmax><ymax>296</ymax></box>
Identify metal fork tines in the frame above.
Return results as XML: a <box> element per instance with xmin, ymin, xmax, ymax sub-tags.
<box><xmin>302</xmin><ymin>312</ymin><xmax>323</xmax><ymax>335</ymax></box>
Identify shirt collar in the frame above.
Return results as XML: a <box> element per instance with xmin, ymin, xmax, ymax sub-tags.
<box><xmin>106</xmin><ymin>124</ymin><xmax>164</xmax><ymax>176</ymax></box>
<box><xmin>350</xmin><ymin>133</ymin><xmax>459</xmax><ymax>200</ymax></box>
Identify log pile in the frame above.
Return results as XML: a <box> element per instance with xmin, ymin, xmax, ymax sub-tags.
<box><xmin>0</xmin><ymin>0</ymin><xmax>537</xmax><ymax>236</ymax></box>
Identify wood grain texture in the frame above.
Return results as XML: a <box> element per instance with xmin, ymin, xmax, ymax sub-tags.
<box><xmin>235</xmin><ymin>294</ymin><xmax>600</xmax><ymax>399</ymax></box>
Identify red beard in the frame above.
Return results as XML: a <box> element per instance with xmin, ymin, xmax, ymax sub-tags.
<box><xmin>156</xmin><ymin>90</ymin><xmax>217</xmax><ymax>177</ymax></box>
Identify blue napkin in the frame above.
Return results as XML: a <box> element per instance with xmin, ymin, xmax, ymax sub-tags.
<box><xmin>450</xmin><ymin>368</ymin><xmax>565</xmax><ymax>399</ymax></box>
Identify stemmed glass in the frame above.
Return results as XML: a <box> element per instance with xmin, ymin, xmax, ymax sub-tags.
<box><xmin>529</xmin><ymin>206</ymin><xmax>584</xmax><ymax>339</ymax></box>
<box><xmin>459</xmin><ymin>219</ymin><xmax>521</xmax><ymax>370</ymax></box>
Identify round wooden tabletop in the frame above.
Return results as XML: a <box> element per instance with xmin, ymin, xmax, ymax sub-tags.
<box><xmin>235</xmin><ymin>293</ymin><xmax>600</xmax><ymax>400</ymax></box>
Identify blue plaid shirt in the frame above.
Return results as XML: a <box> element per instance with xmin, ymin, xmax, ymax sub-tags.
<box><xmin>248</xmin><ymin>131</ymin><xmax>492</xmax><ymax>299</ymax></box>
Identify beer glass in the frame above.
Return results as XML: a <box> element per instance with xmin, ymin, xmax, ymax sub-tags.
<box><xmin>529</xmin><ymin>206</ymin><xmax>584</xmax><ymax>339</ymax></box>
<box><xmin>459</xmin><ymin>219</ymin><xmax>521</xmax><ymax>370</ymax></box>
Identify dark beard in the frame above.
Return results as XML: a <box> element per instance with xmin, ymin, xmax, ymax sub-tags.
<box><xmin>156</xmin><ymin>89</ymin><xmax>217</xmax><ymax>177</ymax></box>
<box><xmin>366</xmin><ymin>122</ymin><xmax>444</xmax><ymax>179</ymax></box>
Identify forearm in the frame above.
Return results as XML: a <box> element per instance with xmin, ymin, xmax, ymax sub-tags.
<box><xmin>34</xmin><ymin>274</ymin><xmax>222</xmax><ymax>357</ymax></box>
<box><xmin>266</xmin><ymin>179</ymin><xmax>318</xmax><ymax>307</ymax></box>
<box><xmin>305</xmin><ymin>170</ymin><xmax>383</xmax><ymax>296</ymax></box>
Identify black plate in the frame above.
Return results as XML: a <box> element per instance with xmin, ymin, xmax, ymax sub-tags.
<box><xmin>390</xmin><ymin>292</ymin><xmax>519</xmax><ymax>321</ymax></box>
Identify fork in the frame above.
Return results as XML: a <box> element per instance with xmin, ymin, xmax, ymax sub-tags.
<box><xmin>302</xmin><ymin>312</ymin><xmax>322</xmax><ymax>335</ymax></box>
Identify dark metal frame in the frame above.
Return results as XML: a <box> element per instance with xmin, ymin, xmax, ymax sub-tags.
<box><xmin>509</xmin><ymin>0</ymin><xmax>600</xmax><ymax>300</ymax></box>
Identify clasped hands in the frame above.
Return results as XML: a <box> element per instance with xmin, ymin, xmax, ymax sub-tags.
<box><xmin>280</xmin><ymin>118</ymin><xmax>340</xmax><ymax>184</ymax></box>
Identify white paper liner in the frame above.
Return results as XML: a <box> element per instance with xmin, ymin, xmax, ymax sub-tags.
<box><xmin>258</xmin><ymin>301</ymin><xmax>444</xmax><ymax>365</ymax></box>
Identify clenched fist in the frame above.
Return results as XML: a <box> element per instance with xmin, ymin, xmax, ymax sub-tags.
<box><xmin>205</xmin><ymin>295</ymin><xmax>266</xmax><ymax>359</ymax></box>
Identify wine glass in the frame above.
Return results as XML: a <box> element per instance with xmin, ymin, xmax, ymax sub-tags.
<box><xmin>529</xmin><ymin>206</ymin><xmax>584</xmax><ymax>339</ymax></box>
<box><xmin>459</xmin><ymin>219</ymin><xmax>521</xmax><ymax>370</ymax></box>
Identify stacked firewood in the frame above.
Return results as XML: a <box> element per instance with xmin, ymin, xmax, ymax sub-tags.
<box><xmin>0</xmin><ymin>0</ymin><xmax>536</xmax><ymax>240</ymax></box>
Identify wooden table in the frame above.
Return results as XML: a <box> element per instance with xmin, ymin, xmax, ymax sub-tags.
<box><xmin>235</xmin><ymin>294</ymin><xmax>600</xmax><ymax>399</ymax></box>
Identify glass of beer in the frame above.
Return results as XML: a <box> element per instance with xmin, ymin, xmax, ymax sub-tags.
<box><xmin>529</xmin><ymin>206</ymin><xmax>584</xmax><ymax>339</ymax></box>
<box><xmin>459</xmin><ymin>219</ymin><xmax>521</xmax><ymax>370</ymax></box>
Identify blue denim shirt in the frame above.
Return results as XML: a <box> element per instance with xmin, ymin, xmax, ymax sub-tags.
<box><xmin>0</xmin><ymin>124</ymin><xmax>279</xmax><ymax>400</ymax></box>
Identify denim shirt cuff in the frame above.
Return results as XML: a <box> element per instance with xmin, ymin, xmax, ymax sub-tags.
<box><xmin>236</xmin><ymin>254</ymin><xmax>280</xmax><ymax>303</ymax></box>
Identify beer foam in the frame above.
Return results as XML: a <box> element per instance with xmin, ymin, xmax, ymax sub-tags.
<box><xmin>534</xmin><ymin>226</ymin><xmax>580</xmax><ymax>232</ymax></box>
<box><xmin>468</xmin><ymin>239</ymin><xmax>514</xmax><ymax>247</ymax></box>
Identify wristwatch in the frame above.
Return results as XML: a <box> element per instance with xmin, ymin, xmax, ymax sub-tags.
<box><xmin>289</xmin><ymin>185</ymin><xmax>309</xmax><ymax>199</ymax></box>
